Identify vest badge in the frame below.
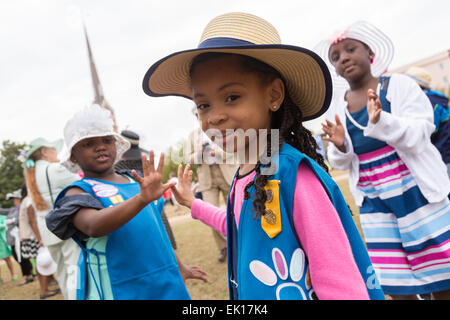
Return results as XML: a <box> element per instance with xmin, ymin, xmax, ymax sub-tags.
<box><xmin>262</xmin><ymin>180</ymin><xmax>282</xmax><ymax>239</ymax></box>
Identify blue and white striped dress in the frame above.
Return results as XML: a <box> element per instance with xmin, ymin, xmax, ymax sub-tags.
<box><xmin>347</xmin><ymin>77</ymin><xmax>450</xmax><ymax>295</ymax></box>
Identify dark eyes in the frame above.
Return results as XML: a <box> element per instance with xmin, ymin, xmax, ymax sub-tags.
<box><xmin>196</xmin><ymin>95</ymin><xmax>240</xmax><ymax>110</ymax></box>
<box><xmin>330</xmin><ymin>47</ymin><xmax>355</xmax><ymax>62</ymax></box>
<box><xmin>103</xmin><ymin>137</ymin><xmax>114</xmax><ymax>144</ymax></box>
<box><xmin>81</xmin><ymin>137</ymin><xmax>114</xmax><ymax>148</ymax></box>
<box><xmin>197</xmin><ymin>103</ymin><xmax>209</xmax><ymax>111</ymax></box>
<box><xmin>226</xmin><ymin>95</ymin><xmax>240</xmax><ymax>103</ymax></box>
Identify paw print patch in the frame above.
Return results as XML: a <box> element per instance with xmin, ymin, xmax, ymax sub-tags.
<box><xmin>249</xmin><ymin>247</ymin><xmax>314</xmax><ymax>300</ymax></box>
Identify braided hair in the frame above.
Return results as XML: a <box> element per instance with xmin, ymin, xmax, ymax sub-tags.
<box><xmin>190</xmin><ymin>53</ymin><xmax>329</xmax><ymax>219</ymax></box>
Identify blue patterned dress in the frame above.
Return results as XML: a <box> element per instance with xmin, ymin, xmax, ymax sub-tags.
<box><xmin>346</xmin><ymin>77</ymin><xmax>450</xmax><ymax>295</ymax></box>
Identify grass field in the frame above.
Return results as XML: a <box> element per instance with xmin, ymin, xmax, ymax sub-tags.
<box><xmin>0</xmin><ymin>170</ymin><xmax>364</xmax><ymax>300</ymax></box>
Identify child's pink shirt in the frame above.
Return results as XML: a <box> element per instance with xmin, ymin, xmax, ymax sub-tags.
<box><xmin>191</xmin><ymin>161</ymin><xmax>369</xmax><ymax>300</ymax></box>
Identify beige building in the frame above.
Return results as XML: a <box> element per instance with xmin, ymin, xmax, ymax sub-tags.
<box><xmin>389</xmin><ymin>49</ymin><xmax>450</xmax><ymax>93</ymax></box>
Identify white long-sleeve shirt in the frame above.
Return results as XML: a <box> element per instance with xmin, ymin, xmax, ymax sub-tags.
<box><xmin>34</xmin><ymin>160</ymin><xmax>80</xmax><ymax>246</ymax></box>
<box><xmin>326</xmin><ymin>73</ymin><xmax>450</xmax><ymax>206</ymax></box>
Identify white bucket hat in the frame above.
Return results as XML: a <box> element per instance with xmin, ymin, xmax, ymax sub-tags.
<box><xmin>61</xmin><ymin>104</ymin><xmax>131</xmax><ymax>173</ymax></box>
<box><xmin>36</xmin><ymin>247</ymin><xmax>57</xmax><ymax>276</ymax></box>
<box><xmin>6</xmin><ymin>189</ymin><xmax>22</xmax><ymax>200</ymax></box>
<box><xmin>314</xmin><ymin>20</ymin><xmax>394</xmax><ymax>90</ymax></box>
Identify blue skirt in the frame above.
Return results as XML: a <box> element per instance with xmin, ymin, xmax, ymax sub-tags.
<box><xmin>358</xmin><ymin>145</ymin><xmax>450</xmax><ymax>295</ymax></box>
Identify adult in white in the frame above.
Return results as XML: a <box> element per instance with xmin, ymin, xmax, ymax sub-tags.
<box><xmin>24</xmin><ymin>138</ymin><xmax>81</xmax><ymax>299</ymax></box>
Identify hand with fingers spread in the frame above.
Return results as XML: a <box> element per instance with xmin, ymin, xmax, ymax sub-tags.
<box><xmin>367</xmin><ymin>89</ymin><xmax>382</xmax><ymax>124</ymax></box>
<box><xmin>170</xmin><ymin>164</ymin><xmax>196</xmax><ymax>208</ymax></box>
<box><xmin>131</xmin><ymin>151</ymin><xmax>176</xmax><ymax>205</ymax></box>
<box><xmin>322</xmin><ymin>114</ymin><xmax>346</xmax><ymax>152</ymax></box>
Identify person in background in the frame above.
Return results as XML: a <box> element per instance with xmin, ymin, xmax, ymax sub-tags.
<box><xmin>5</xmin><ymin>189</ymin><xmax>34</xmax><ymax>285</ymax></box>
<box><xmin>404</xmin><ymin>66</ymin><xmax>450</xmax><ymax>177</ymax></box>
<box><xmin>24</xmin><ymin>137</ymin><xmax>81</xmax><ymax>299</ymax></box>
<box><xmin>0</xmin><ymin>207</ymin><xmax>16</xmax><ymax>283</ymax></box>
<box><xmin>18</xmin><ymin>184</ymin><xmax>60</xmax><ymax>298</ymax></box>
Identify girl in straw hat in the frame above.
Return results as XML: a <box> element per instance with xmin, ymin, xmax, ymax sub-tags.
<box><xmin>142</xmin><ymin>12</ymin><xmax>385</xmax><ymax>300</ymax></box>
<box><xmin>317</xmin><ymin>21</ymin><xmax>450</xmax><ymax>299</ymax></box>
<box><xmin>45</xmin><ymin>104</ymin><xmax>207</xmax><ymax>300</ymax></box>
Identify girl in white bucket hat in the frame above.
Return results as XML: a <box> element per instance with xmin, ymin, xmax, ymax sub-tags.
<box><xmin>318</xmin><ymin>21</ymin><xmax>450</xmax><ymax>299</ymax></box>
<box><xmin>46</xmin><ymin>104</ymin><xmax>207</xmax><ymax>300</ymax></box>
<box><xmin>142</xmin><ymin>12</ymin><xmax>385</xmax><ymax>300</ymax></box>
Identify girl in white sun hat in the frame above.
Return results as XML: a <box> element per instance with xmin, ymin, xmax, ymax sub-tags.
<box><xmin>46</xmin><ymin>104</ymin><xmax>207</xmax><ymax>300</ymax></box>
<box><xmin>316</xmin><ymin>21</ymin><xmax>450</xmax><ymax>300</ymax></box>
<box><xmin>142</xmin><ymin>12</ymin><xmax>385</xmax><ymax>300</ymax></box>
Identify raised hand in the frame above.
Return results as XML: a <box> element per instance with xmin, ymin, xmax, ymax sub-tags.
<box><xmin>322</xmin><ymin>114</ymin><xmax>346</xmax><ymax>151</ymax></box>
<box><xmin>367</xmin><ymin>89</ymin><xmax>382</xmax><ymax>124</ymax></box>
<box><xmin>170</xmin><ymin>164</ymin><xmax>196</xmax><ymax>208</ymax></box>
<box><xmin>131</xmin><ymin>151</ymin><xmax>175</xmax><ymax>204</ymax></box>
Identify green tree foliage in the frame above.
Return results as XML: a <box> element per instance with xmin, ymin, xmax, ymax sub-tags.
<box><xmin>0</xmin><ymin>140</ymin><xmax>27</xmax><ymax>208</ymax></box>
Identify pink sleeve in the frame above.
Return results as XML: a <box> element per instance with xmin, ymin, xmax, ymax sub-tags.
<box><xmin>293</xmin><ymin>161</ymin><xmax>369</xmax><ymax>300</ymax></box>
<box><xmin>191</xmin><ymin>199</ymin><xmax>227</xmax><ymax>237</ymax></box>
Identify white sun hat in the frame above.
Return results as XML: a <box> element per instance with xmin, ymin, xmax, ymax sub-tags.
<box><xmin>36</xmin><ymin>247</ymin><xmax>57</xmax><ymax>276</ymax></box>
<box><xmin>61</xmin><ymin>104</ymin><xmax>131</xmax><ymax>173</ymax></box>
<box><xmin>313</xmin><ymin>20</ymin><xmax>394</xmax><ymax>90</ymax></box>
<box><xmin>6</xmin><ymin>189</ymin><xmax>22</xmax><ymax>200</ymax></box>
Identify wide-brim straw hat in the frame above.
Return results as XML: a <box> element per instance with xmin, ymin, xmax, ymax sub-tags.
<box><xmin>405</xmin><ymin>66</ymin><xmax>432</xmax><ymax>89</ymax></box>
<box><xmin>142</xmin><ymin>12</ymin><xmax>333</xmax><ymax>121</ymax></box>
<box><xmin>61</xmin><ymin>104</ymin><xmax>130</xmax><ymax>173</ymax></box>
<box><xmin>314</xmin><ymin>20</ymin><xmax>394</xmax><ymax>90</ymax></box>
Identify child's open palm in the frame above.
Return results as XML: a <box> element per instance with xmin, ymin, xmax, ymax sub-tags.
<box><xmin>322</xmin><ymin>115</ymin><xmax>346</xmax><ymax>149</ymax></box>
<box><xmin>367</xmin><ymin>89</ymin><xmax>382</xmax><ymax>124</ymax></box>
<box><xmin>170</xmin><ymin>164</ymin><xmax>196</xmax><ymax>208</ymax></box>
<box><xmin>132</xmin><ymin>151</ymin><xmax>175</xmax><ymax>204</ymax></box>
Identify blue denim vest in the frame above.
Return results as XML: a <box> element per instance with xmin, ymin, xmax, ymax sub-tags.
<box><xmin>56</xmin><ymin>178</ymin><xmax>190</xmax><ymax>300</ymax></box>
<box><xmin>226</xmin><ymin>142</ymin><xmax>385</xmax><ymax>300</ymax></box>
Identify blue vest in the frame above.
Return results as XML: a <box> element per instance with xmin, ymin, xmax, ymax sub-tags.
<box><xmin>226</xmin><ymin>142</ymin><xmax>385</xmax><ymax>300</ymax></box>
<box><xmin>56</xmin><ymin>177</ymin><xmax>190</xmax><ymax>300</ymax></box>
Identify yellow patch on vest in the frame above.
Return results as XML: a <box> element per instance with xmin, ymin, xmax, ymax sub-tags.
<box><xmin>109</xmin><ymin>194</ymin><xmax>125</xmax><ymax>205</ymax></box>
<box><xmin>261</xmin><ymin>180</ymin><xmax>282</xmax><ymax>239</ymax></box>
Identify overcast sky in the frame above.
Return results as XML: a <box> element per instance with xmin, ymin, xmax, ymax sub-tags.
<box><xmin>1</xmin><ymin>0</ymin><xmax>449</xmax><ymax>157</ymax></box>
